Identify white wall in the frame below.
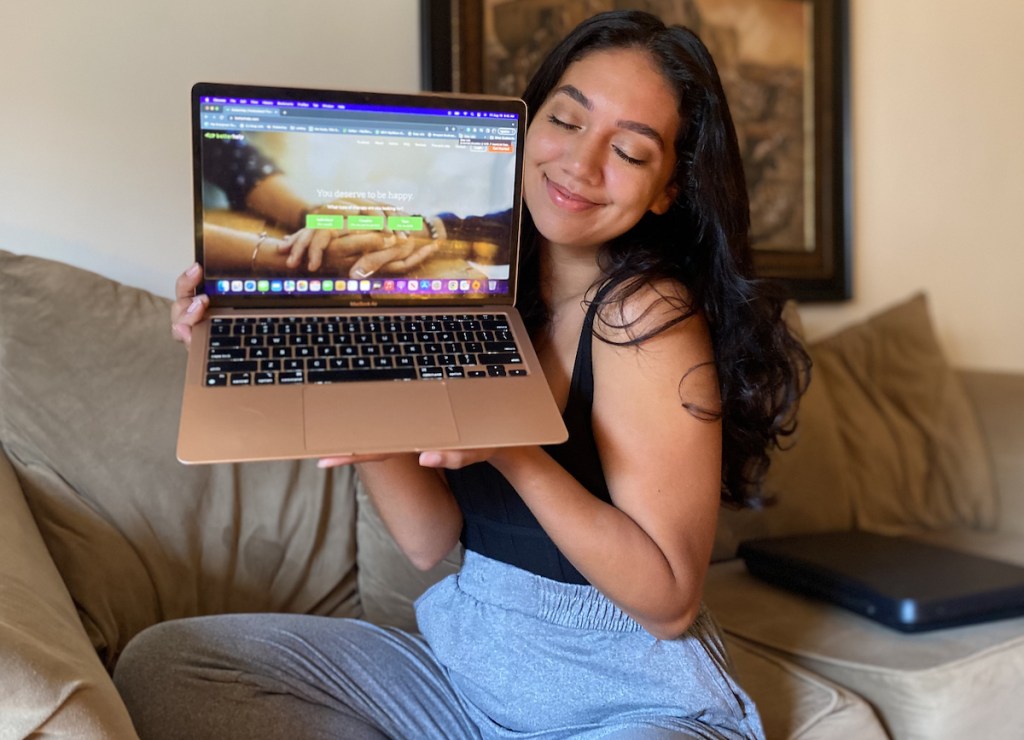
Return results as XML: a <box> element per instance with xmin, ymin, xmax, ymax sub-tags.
<box><xmin>0</xmin><ymin>0</ymin><xmax>422</xmax><ymax>299</ymax></box>
<box><xmin>3</xmin><ymin>0</ymin><xmax>1022</xmax><ymax>372</ymax></box>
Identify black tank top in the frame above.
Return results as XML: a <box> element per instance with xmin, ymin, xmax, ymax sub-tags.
<box><xmin>444</xmin><ymin>293</ymin><xmax>611</xmax><ymax>584</ymax></box>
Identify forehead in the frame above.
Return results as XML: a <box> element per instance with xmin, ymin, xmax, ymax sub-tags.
<box><xmin>552</xmin><ymin>47</ymin><xmax>681</xmax><ymax>131</ymax></box>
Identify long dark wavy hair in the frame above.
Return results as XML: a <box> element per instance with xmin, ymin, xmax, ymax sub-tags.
<box><xmin>516</xmin><ymin>10</ymin><xmax>811</xmax><ymax>508</ymax></box>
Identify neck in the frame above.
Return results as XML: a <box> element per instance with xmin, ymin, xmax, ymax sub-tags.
<box><xmin>539</xmin><ymin>239</ymin><xmax>605</xmax><ymax>310</ymax></box>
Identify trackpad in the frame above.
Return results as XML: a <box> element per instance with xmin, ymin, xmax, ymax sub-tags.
<box><xmin>303</xmin><ymin>382</ymin><xmax>460</xmax><ymax>454</ymax></box>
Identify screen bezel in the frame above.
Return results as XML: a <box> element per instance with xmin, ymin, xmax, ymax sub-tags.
<box><xmin>191</xmin><ymin>81</ymin><xmax>526</xmax><ymax>310</ymax></box>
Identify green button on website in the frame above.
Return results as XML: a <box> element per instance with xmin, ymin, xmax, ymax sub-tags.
<box><xmin>388</xmin><ymin>216</ymin><xmax>424</xmax><ymax>232</ymax></box>
<box><xmin>306</xmin><ymin>214</ymin><xmax>345</xmax><ymax>229</ymax></box>
<box><xmin>348</xmin><ymin>215</ymin><xmax>386</xmax><ymax>230</ymax></box>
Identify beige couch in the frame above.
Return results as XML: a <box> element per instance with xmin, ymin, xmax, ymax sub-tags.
<box><xmin>1</xmin><ymin>249</ymin><xmax>1021</xmax><ymax>739</ymax></box>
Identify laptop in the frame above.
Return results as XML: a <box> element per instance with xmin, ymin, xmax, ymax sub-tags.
<box><xmin>177</xmin><ymin>82</ymin><xmax>567</xmax><ymax>464</ymax></box>
<box><xmin>738</xmin><ymin>530</ymin><xmax>1024</xmax><ymax>632</ymax></box>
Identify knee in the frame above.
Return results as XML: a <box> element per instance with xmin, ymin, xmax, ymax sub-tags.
<box><xmin>114</xmin><ymin>620</ymin><xmax>194</xmax><ymax>706</ymax></box>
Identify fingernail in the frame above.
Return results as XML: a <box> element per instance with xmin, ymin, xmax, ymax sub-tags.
<box><xmin>351</xmin><ymin>267</ymin><xmax>371</xmax><ymax>279</ymax></box>
<box><xmin>419</xmin><ymin>451</ymin><xmax>442</xmax><ymax>467</ymax></box>
<box><xmin>186</xmin><ymin>262</ymin><xmax>200</xmax><ymax>276</ymax></box>
<box><xmin>186</xmin><ymin>296</ymin><xmax>203</xmax><ymax>314</ymax></box>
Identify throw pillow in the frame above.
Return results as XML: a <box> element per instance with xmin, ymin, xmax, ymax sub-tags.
<box><xmin>811</xmin><ymin>293</ymin><xmax>996</xmax><ymax>530</ymax></box>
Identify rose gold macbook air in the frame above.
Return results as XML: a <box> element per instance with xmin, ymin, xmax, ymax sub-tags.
<box><xmin>177</xmin><ymin>82</ymin><xmax>567</xmax><ymax>464</ymax></box>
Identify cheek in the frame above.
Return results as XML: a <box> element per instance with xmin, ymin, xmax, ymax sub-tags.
<box><xmin>606</xmin><ymin>171</ymin><xmax>653</xmax><ymax>209</ymax></box>
<box><xmin>524</xmin><ymin>128</ymin><xmax>562</xmax><ymax>168</ymax></box>
<box><xmin>616</xmin><ymin>167</ymin><xmax>675</xmax><ymax>213</ymax></box>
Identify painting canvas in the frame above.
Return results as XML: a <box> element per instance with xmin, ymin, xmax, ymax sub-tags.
<box><xmin>422</xmin><ymin>0</ymin><xmax>849</xmax><ymax>300</ymax></box>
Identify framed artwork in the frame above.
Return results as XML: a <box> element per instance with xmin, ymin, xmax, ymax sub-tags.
<box><xmin>421</xmin><ymin>0</ymin><xmax>850</xmax><ymax>301</ymax></box>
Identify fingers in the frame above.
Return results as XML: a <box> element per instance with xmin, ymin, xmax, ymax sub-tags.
<box><xmin>285</xmin><ymin>229</ymin><xmax>439</xmax><ymax>277</ymax></box>
<box><xmin>171</xmin><ymin>294</ymin><xmax>208</xmax><ymax>346</ymax></box>
<box><xmin>348</xmin><ymin>246</ymin><xmax>404</xmax><ymax>280</ymax></box>
<box><xmin>306</xmin><ymin>229</ymin><xmax>335</xmax><ymax>272</ymax></box>
<box><xmin>317</xmin><ymin>449</ymin><xmax>494</xmax><ymax>470</ymax></box>
<box><xmin>349</xmin><ymin>239</ymin><xmax>440</xmax><ymax>279</ymax></box>
<box><xmin>282</xmin><ymin>229</ymin><xmax>314</xmax><ymax>269</ymax></box>
<box><xmin>327</xmin><ymin>232</ymin><xmax>390</xmax><ymax>258</ymax></box>
<box><xmin>284</xmin><ymin>229</ymin><xmax>350</xmax><ymax>272</ymax></box>
<box><xmin>417</xmin><ymin>449</ymin><xmax>496</xmax><ymax>469</ymax></box>
<box><xmin>175</xmin><ymin>262</ymin><xmax>203</xmax><ymax>300</ymax></box>
<box><xmin>316</xmin><ymin>452</ymin><xmax>401</xmax><ymax>468</ymax></box>
<box><xmin>375</xmin><ymin>242</ymin><xmax>439</xmax><ymax>274</ymax></box>
<box><xmin>171</xmin><ymin>263</ymin><xmax>208</xmax><ymax>347</ymax></box>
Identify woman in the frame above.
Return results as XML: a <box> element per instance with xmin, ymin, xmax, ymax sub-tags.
<box><xmin>117</xmin><ymin>11</ymin><xmax>808</xmax><ymax>739</ymax></box>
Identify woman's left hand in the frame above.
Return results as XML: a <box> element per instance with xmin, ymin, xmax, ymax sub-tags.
<box><xmin>318</xmin><ymin>448</ymin><xmax>500</xmax><ymax>470</ymax></box>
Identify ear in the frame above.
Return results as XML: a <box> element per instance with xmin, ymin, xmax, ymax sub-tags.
<box><xmin>649</xmin><ymin>183</ymin><xmax>679</xmax><ymax>216</ymax></box>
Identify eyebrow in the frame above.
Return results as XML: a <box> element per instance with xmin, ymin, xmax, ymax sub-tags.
<box><xmin>554</xmin><ymin>84</ymin><xmax>665</xmax><ymax>151</ymax></box>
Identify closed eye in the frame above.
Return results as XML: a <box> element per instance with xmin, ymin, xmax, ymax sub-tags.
<box><xmin>549</xmin><ymin>114</ymin><xmax>646</xmax><ymax>166</ymax></box>
<box><xmin>547</xmin><ymin>114</ymin><xmax>578</xmax><ymax>130</ymax></box>
<box><xmin>613</xmin><ymin>147</ymin><xmax>645</xmax><ymax>166</ymax></box>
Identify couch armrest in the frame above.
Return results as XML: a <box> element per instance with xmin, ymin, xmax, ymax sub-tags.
<box><xmin>960</xmin><ymin>370</ymin><xmax>1024</xmax><ymax>536</ymax></box>
<box><xmin>0</xmin><ymin>449</ymin><xmax>138</xmax><ymax>738</ymax></box>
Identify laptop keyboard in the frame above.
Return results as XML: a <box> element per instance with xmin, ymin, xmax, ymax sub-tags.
<box><xmin>205</xmin><ymin>314</ymin><xmax>527</xmax><ymax>387</ymax></box>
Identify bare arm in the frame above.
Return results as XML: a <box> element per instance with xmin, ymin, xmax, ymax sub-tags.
<box><xmin>460</xmin><ymin>286</ymin><xmax>721</xmax><ymax>639</ymax></box>
<box><xmin>244</xmin><ymin>173</ymin><xmax>310</xmax><ymax>231</ymax></box>
<box><xmin>322</xmin><ymin>455</ymin><xmax>463</xmax><ymax>571</ymax></box>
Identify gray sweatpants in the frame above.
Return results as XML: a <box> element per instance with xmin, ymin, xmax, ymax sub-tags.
<box><xmin>114</xmin><ymin>552</ymin><xmax>763</xmax><ymax>739</ymax></box>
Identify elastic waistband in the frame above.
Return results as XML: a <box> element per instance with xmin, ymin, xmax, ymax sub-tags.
<box><xmin>455</xmin><ymin>551</ymin><xmax>647</xmax><ymax>633</ymax></box>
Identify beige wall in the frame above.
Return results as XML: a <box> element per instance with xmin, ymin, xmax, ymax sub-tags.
<box><xmin>2</xmin><ymin>0</ymin><xmax>1022</xmax><ymax>371</ymax></box>
<box><xmin>798</xmin><ymin>0</ymin><xmax>1024</xmax><ymax>372</ymax></box>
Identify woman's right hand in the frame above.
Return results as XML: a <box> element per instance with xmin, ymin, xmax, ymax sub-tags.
<box><xmin>171</xmin><ymin>262</ymin><xmax>208</xmax><ymax>348</ymax></box>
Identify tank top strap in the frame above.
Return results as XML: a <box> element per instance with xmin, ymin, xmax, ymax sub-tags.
<box><xmin>567</xmin><ymin>280</ymin><xmax>615</xmax><ymax>411</ymax></box>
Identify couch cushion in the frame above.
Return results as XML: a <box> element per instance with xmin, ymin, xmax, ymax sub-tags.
<box><xmin>0</xmin><ymin>450</ymin><xmax>139</xmax><ymax>738</ymax></box>
<box><xmin>0</xmin><ymin>251</ymin><xmax>361</xmax><ymax>667</ymax></box>
<box><xmin>705</xmin><ymin>550</ymin><xmax>1024</xmax><ymax>740</ymax></box>
<box><xmin>810</xmin><ymin>293</ymin><xmax>996</xmax><ymax>530</ymax></box>
<box><xmin>724</xmin><ymin>635</ymin><xmax>886</xmax><ymax>739</ymax></box>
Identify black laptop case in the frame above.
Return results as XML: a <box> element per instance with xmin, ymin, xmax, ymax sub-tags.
<box><xmin>738</xmin><ymin>530</ymin><xmax>1024</xmax><ymax>632</ymax></box>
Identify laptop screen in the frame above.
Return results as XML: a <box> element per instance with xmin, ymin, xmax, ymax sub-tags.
<box><xmin>192</xmin><ymin>82</ymin><xmax>525</xmax><ymax>308</ymax></box>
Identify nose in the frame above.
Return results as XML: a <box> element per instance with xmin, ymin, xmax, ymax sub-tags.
<box><xmin>563</xmin><ymin>132</ymin><xmax>603</xmax><ymax>185</ymax></box>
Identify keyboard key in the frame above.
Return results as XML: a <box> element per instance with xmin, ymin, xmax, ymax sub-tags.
<box><xmin>209</xmin><ymin>348</ymin><xmax>246</xmax><ymax>361</ymax></box>
<box><xmin>208</xmin><ymin>360</ymin><xmax>258</xmax><ymax>373</ymax></box>
<box><xmin>307</xmin><ymin>368</ymin><xmax>417</xmax><ymax>383</ymax></box>
<box><xmin>476</xmin><ymin>352</ymin><xmax>522</xmax><ymax>366</ymax></box>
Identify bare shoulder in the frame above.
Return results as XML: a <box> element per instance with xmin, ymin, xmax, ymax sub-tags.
<box><xmin>591</xmin><ymin>278</ymin><xmax>719</xmax><ymax>416</ymax></box>
<box><xmin>592</xmin><ymin>277</ymin><xmax>708</xmax><ymax>350</ymax></box>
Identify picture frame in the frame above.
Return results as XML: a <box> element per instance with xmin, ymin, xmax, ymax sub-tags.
<box><xmin>420</xmin><ymin>0</ymin><xmax>850</xmax><ymax>301</ymax></box>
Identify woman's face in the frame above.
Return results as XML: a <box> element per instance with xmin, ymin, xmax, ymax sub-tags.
<box><xmin>523</xmin><ymin>47</ymin><xmax>681</xmax><ymax>252</ymax></box>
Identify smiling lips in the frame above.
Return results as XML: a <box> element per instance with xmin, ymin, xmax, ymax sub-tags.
<box><xmin>545</xmin><ymin>176</ymin><xmax>600</xmax><ymax>213</ymax></box>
